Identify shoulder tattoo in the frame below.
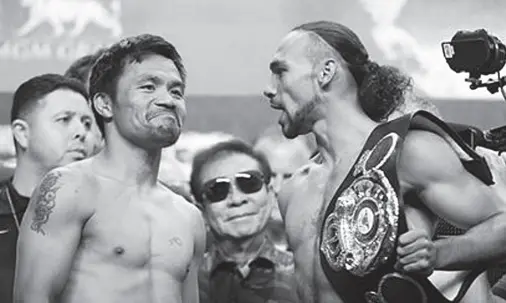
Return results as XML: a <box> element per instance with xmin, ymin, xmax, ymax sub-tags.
<box><xmin>30</xmin><ymin>171</ymin><xmax>62</xmax><ymax>235</ymax></box>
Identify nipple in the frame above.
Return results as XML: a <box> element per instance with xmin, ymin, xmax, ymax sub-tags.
<box><xmin>114</xmin><ymin>246</ymin><xmax>125</xmax><ymax>255</ymax></box>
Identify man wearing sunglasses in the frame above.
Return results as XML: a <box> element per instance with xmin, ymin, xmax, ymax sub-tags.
<box><xmin>190</xmin><ymin>140</ymin><xmax>299</xmax><ymax>303</ymax></box>
<box><xmin>263</xmin><ymin>20</ymin><xmax>506</xmax><ymax>303</ymax></box>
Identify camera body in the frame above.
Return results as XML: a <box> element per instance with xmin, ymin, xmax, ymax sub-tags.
<box><xmin>442</xmin><ymin>29</ymin><xmax>506</xmax><ymax>79</ymax></box>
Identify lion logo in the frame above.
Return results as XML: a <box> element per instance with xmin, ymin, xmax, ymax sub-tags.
<box><xmin>17</xmin><ymin>0</ymin><xmax>122</xmax><ymax>38</ymax></box>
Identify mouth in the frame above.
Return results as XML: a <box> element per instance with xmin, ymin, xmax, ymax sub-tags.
<box><xmin>149</xmin><ymin>110</ymin><xmax>176</xmax><ymax>119</ymax></box>
<box><xmin>269</xmin><ymin>102</ymin><xmax>283</xmax><ymax>111</ymax></box>
<box><xmin>67</xmin><ymin>148</ymin><xmax>87</xmax><ymax>159</ymax></box>
<box><xmin>227</xmin><ymin>212</ymin><xmax>256</xmax><ymax>221</ymax></box>
<box><xmin>148</xmin><ymin>111</ymin><xmax>180</xmax><ymax>126</ymax></box>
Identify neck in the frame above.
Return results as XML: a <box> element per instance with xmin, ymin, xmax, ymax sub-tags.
<box><xmin>96</xmin><ymin>128</ymin><xmax>161</xmax><ymax>188</ymax></box>
<box><xmin>317</xmin><ymin>92</ymin><xmax>379</xmax><ymax>164</ymax></box>
<box><xmin>215</xmin><ymin>232</ymin><xmax>266</xmax><ymax>265</ymax></box>
<box><xmin>12</xmin><ymin>156</ymin><xmax>49</xmax><ymax>197</ymax></box>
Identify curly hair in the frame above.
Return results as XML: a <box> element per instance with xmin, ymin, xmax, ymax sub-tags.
<box><xmin>89</xmin><ymin>34</ymin><xmax>186</xmax><ymax>134</ymax></box>
<box><xmin>294</xmin><ymin>21</ymin><xmax>412</xmax><ymax>121</ymax></box>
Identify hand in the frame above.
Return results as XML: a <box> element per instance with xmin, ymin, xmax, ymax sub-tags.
<box><xmin>395</xmin><ymin>229</ymin><xmax>436</xmax><ymax>276</ymax></box>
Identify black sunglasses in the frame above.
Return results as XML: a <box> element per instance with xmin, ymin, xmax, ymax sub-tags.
<box><xmin>201</xmin><ymin>170</ymin><xmax>265</xmax><ymax>203</ymax></box>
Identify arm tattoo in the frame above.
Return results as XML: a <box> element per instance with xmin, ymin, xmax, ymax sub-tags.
<box><xmin>30</xmin><ymin>171</ymin><xmax>62</xmax><ymax>235</ymax></box>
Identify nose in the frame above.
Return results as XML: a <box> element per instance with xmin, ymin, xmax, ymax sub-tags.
<box><xmin>155</xmin><ymin>94</ymin><xmax>177</xmax><ymax>110</ymax></box>
<box><xmin>263</xmin><ymin>76</ymin><xmax>277</xmax><ymax>100</ymax></box>
<box><xmin>73</xmin><ymin>121</ymin><xmax>88</xmax><ymax>142</ymax></box>
<box><xmin>227</xmin><ymin>184</ymin><xmax>248</xmax><ymax>207</ymax></box>
<box><xmin>263</xmin><ymin>86</ymin><xmax>276</xmax><ymax>100</ymax></box>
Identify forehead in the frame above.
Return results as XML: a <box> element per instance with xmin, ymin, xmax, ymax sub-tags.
<box><xmin>200</xmin><ymin>152</ymin><xmax>261</xmax><ymax>182</ymax></box>
<box><xmin>35</xmin><ymin>89</ymin><xmax>90</xmax><ymax>116</ymax></box>
<box><xmin>120</xmin><ymin>53</ymin><xmax>182</xmax><ymax>82</ymax></box>
<box><xmin>272</xmin><ymin>30</ymin><xmax>313</xmax><ymax>63</ymax></box>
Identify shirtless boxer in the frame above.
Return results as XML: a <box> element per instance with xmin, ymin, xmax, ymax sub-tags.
<box><xmin>263</xmin><ymin>21</ymin><xmax>506</xmax><ymax>303</ymax></box>
<box><xmin>14</xmin><ymin>34</ymin><xmax>206</xmax><ymax>303</ymax></box>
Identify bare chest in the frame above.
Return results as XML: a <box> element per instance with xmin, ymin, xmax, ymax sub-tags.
<box><xmin>81</xmin><ymin>193</ymin><xmax>194</xmax><ymax>280</ymax></box>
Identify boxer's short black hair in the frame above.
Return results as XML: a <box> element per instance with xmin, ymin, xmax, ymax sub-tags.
<box><xmin>190</xmin><ymin>140</ymin><xmax>272</xmax><ymax>203</ymax></box>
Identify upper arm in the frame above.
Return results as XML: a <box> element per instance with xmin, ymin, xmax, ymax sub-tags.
<box><xmin>15</xmin><ymin>167</ymin><xmax>90</xmax><ymax>300</ymax></box>
<box><xmin>182</xmin><ymin>204</ymin><xmax>206</xmax><ymax>303</ymax></box>
<box><xmin>398</xmin><ymin>130</ymin><xmax>505</xmax><ymax>230</ymax></box>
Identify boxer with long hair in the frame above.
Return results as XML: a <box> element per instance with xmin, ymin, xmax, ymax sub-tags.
<box><xmin>264</xmin><ymin>21</ymin><xmax>506</xmax><ymax>303</ymax></box>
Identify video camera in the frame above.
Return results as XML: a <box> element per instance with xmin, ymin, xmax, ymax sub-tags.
<box><xmin>441</xmin><ymin>29</ymin><xmax>506</xmax><ymax>152</ymax></box>
<box><xmin>442</xmin><ymin>29</ymin><xmax>506</xmax><ymax>94</ymax></box>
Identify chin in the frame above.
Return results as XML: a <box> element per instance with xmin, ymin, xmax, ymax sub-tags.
<box><xmin>230</xmin><ymin>230</ymin><xmax>258</xmax><ymax>239</ymax></box>
<box><xmin>153</xmin><ymin>129</ymin><xmax>181</xmax><ymax>147</ymax></box>
<box><xmin>282</xmin><ymin>125</ymin><xmax>304</xmax><ymax>139</ymax></box>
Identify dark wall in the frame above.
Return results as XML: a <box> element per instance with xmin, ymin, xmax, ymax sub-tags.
<box><xmin>1</xmin><ymin>92</ymin><xmax>505</xmax><ymax>142</ymax></box>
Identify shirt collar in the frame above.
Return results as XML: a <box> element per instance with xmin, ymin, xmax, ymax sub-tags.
<box><xmin>210</xmin><ymin>235</ymin><xmax>277</xmax><ymax>273</ymax></box>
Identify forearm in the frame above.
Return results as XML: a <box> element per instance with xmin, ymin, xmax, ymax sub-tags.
<box><xmin>435</xmin><ymin>212</ymin><xmax>506</xmax><ymax>270</ymax></box>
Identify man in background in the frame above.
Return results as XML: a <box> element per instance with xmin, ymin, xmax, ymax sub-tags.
<box><xmin>191</xmin><ymin>140</ymin><xmax>299</xmax><ymax>303</ymax></box>
<box><xmin>0</xmin><ymin>74</ymin><xmax>97</xmax><ymax>302</ymax></box>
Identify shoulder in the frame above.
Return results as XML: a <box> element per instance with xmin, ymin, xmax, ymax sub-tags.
<box><xmin>159</xmin><ymin>184</ymin><xmax>206</xmax><ymax>245</ymax></box>
<box><xmin>158</xmin><ymin>179</ymin><xmax>195</xmax><ymax>203</ymax></box>
<box><xmin>160</xmin><ymin>182</ymin><xmax>202</xmax><ymax>220</ymax></box>
<box><xmin>399</xmin><ymin>130</ymin><xmax>463</xmax><ymax>187</ymax></box>
<box><xmin>278</xmin><ymin>160</ymin><xmax>329</xmax><ymax>203</ymax></box>
<box><xmin>29</xmin><ymin>164</ymin><xmax>95</xmax><ymax>220</ymax></box>
<box><xmin>36</xmin><ymin>165</ymin><xmax>85</xmax><ymax>195</ymax></box>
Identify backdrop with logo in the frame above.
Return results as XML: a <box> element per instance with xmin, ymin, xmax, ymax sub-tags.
<box><xmin>0</xmin><ymin>0</ymin><xmax>506</xmax><ymax>135</ymax></box>
<box><xmin>0</xmin><ymin>0</ymin><xmax>505</xmax><ymax>96</ymax></box>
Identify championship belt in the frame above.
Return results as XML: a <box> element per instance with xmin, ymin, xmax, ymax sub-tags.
<box><xmin>318</xmin><ymin>111</ymin><xmax>491</xmax><ymax>303</ymax></box>
<box><xmin>321</xmin><ymin>133</ymin><xmax>400</xmax><ymax>277</ymax></box>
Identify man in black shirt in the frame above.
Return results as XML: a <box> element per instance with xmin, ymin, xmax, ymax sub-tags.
<box><xmin>0</xmin><ymin>74</ymin><xmax>98</xmax><ymax>302</ymax></box>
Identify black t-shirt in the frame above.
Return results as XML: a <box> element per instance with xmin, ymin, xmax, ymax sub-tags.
<box><xmin>0</xmin><ymin>178</ymin><xmax>29</xmax><ymax>303</ymax></box>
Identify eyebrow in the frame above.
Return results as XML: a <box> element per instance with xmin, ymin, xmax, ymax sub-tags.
<box><xmin>137</xmin><ymin>75</ymin><xmax>161</xmax><ymax>84</ymax></box>
<box><xmin>269</xmin><ymin>59</ymin><xmax>287</xmax><ymax>72</ymax></box>
<box><xmin>168</xmin><ymin>79</ymin><xmax>186</xmax><ymax>92</ymax></box>
<box><xmin>138</xmin><ymin>75</ymin><xmax>186</xmax><ymax>91</ymax></box>
<box><xmin>53</xmin><ymin>110</ymin><xmax>92</xmax><ymax>120</ymax></box>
